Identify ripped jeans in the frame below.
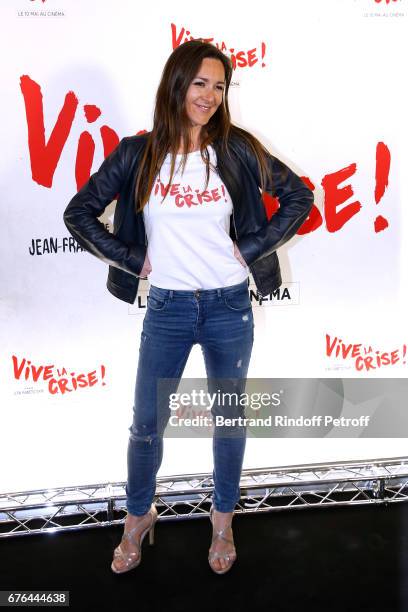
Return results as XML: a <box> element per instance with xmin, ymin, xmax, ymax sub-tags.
<box><xmin>125</xmin><ymin>278</ymin><xmax>254</xmax><ymax>515</ymax></box>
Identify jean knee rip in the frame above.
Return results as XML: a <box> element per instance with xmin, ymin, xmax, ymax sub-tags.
<box><xmin>128</xmin><ymin>424</ymin><xmax>159</xmax><ymax>444</ymax></box>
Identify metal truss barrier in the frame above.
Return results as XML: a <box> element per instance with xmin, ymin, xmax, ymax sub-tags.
<box><xmin>1</xmin><ymin>456</ymin><xmax>408</xmax><ymax>538</ymax></box>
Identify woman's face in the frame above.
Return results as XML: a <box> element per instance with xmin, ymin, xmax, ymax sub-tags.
<box><xmin>184</xmin><ymin>57</ymin><xmax>225</xmax><ymax>130</ymax></box>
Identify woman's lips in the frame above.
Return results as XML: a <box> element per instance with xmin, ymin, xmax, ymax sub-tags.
<box><xmin>195</xmin><ymin>103</ymin><xmax>211</xmax><ymax>112</ymax></box>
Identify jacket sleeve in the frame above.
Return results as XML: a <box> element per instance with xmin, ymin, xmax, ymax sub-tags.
<box><xmin>63</xmin><ymin>137</ymin><xmax>147</xmax><ymax>277</ymax></box>
<box><xmin>235</xmin><ymin>145</ymin><xmax>314</xmax><ymax>267</ymax></box>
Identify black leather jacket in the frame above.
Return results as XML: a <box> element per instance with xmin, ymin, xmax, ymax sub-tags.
<box><xmin>63</xmin><ymin>132</ymin><xmax>314</xmax><ymax>303</ymax></box>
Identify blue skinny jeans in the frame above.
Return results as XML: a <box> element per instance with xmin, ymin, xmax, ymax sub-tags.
<box><xmin>125</xmin><ymin>278</ymin><xmax>254</xmax><ymax>515</ymax></box>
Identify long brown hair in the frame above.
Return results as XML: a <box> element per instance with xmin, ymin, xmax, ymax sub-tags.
<box><xmin>134</xmin><ymin>39</ymin><xmax>273</xmax><ymax>213</ymax></box>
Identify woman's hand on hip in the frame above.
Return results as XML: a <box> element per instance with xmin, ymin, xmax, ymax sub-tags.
<box><xmin>233</xmin><ymin>242</ymin><xmax>247</xmax><ymax>268</ymax></box>
<box><xmin>138</xmin><ymin>252</ymin><xmax>152</xmax><ymax>278</ymax></box>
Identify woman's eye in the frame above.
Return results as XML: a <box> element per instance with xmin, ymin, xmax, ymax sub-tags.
<box><xmin>193</xmin><ymin>82</ymin><xmax>223</xmax><ymax>92</ymax></box>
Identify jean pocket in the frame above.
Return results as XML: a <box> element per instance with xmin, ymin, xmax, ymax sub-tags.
<box><xmin>147</xmin><ymin>295</ymin><xmax>169</xmax><ymax>311</ymax></box>
<box><xmin>223</xmin><ymin>290</ymin><xmax>251</xmax><ymax>311</ymax></box>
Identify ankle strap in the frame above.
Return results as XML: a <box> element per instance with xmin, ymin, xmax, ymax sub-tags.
<box><xmin>123</xmin><ymin>527</ymin><xmax>142</xmax><ymax>549</ymax></box>
<box><xmin>212</xmin><ymin>528</ymin><xmax>234</xmax><ymax>545</ymax></box>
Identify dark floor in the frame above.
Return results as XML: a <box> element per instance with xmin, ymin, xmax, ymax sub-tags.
<box><xmin>1</xmin><ymin>502</ymin><xmax>408</xmax><ymax>611</ymax></box>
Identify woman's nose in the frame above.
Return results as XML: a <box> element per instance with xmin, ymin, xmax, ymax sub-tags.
<box><xmin>202</xmin><ymin>91</ymin><xmax>216</xmax><ymax>104</ymax></box>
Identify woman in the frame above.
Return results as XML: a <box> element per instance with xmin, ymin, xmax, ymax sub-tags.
<box><xmin>64</xmin><ymin>39</ymin><xmax>314</xmax><ymax>575</ymax></box>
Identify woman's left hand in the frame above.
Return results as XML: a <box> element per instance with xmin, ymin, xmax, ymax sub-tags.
<box><xmin>233</xmin><ymin>242</ymin><xmax>247</xmax><ymax>268</ymax></box>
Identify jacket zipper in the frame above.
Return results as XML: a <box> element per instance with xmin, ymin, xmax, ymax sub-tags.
<box><xmin>142</xmin><ymin>209</ymin><xmax>147</xmax><ymax>246</ymax></box>
<box><xmin>221</xmin><ymin>167</ymin><xmax>254</xmax><ymax>292</ymax></box>
<box><xmin>217</xmin><ymin>161</ymin><xmax>239</xmax><ymax>241</ymax></box>
<box><xmin>215</xmin><ymin>154</ymin><xmax>251</xmax><ymax>287</ymax></box>
<box><xmin>231</xmin><ymin>205</ymin><xmax>239</xmax><ymax>240</ymax></box>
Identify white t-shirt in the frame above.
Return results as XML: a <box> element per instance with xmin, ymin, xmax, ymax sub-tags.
<box><xmin>143</xmin><ymin>145</ymin><xmax>249</xmax><ymax>290</ymax></box>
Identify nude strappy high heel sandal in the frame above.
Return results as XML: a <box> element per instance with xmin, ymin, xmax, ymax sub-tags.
<box><xmin>208</xmin><ymin>504</ymin><xmax>237</xmax><ymax>574</ymax></box>
<box><xmin>111</xmin><ymin>503</ymin><xmax>158</xmax><ymax>574</ymax></box>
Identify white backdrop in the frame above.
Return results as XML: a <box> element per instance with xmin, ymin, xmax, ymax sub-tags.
<box><xmin>0</xmin><ymin>0</ymin><xmax>407</xmax><ymax>492</ymax></box>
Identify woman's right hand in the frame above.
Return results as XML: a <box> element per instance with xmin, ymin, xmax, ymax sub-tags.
<box><xmin>138</xmin><ymin>252</ymin><xmax>152</xmax><ymax>278</ymax></box>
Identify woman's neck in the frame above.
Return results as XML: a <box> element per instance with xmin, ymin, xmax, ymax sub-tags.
<box><xmin>177</xmin><ymin>127</ymin><xmax>203</xmax><ymax>154</ymax></box>
<box><xmin>177</xmin><ymin>144</ymin><xmax>201</xmax><ymax>154</ymax></box>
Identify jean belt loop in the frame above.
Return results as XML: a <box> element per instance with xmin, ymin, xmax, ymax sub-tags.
<box><xmin>169</xmin><ymin>290</ymin><xmax>173</xmax><ymax>300</ymax></box>
<box><xmin>217</xmin><ymin>288</ymin><xmax>222</xmax><ymax>299</ymax></box>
